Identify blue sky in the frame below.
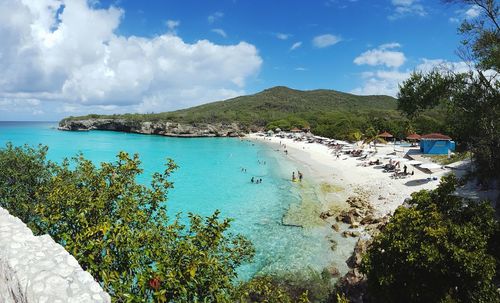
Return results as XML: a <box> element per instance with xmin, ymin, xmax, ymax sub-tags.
<box><xmin>0</xmin><ymin>0</ymin><xmax>480</xmax><ymax>120</ymax></box>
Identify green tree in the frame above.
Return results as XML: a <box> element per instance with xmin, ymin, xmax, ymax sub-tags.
<box><xmin>0</xmin><ymin>144</ymin><xmax>254</xmax><ymax>302</ymax></box>
<box><xmin>362</xmin><ymin>175</ymin><xmax>499</xmax><ymax>303</ymax></box>
<box><xmin>397</xmin><ymin>0</ymin><xmax>499</xmax><ymax>180</ymax></box>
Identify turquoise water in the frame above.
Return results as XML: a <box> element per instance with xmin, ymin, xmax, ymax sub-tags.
<box><xmin>0</xmin><ymin>122</ymin><xmax>338</xmax><ymax>279</ymax></box>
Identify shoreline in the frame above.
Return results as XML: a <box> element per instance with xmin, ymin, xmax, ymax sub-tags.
<box><xmin>249</xmin><ymin>133</ymin><xmax>448</xmax><ymax>218</ymax></box>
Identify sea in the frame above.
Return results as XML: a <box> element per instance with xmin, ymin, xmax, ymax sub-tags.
<box><xmin>0</xmin><ymin>121</ymin><xmax>344</xmax><ymax>280</ymax></box>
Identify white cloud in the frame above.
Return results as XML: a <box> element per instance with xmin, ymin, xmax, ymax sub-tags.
<box><xmin>465</xmin><ymin>5</ymin><xmax>481</xmax><ymax>18</ymax></box>
<box><xmin>351</xmin><ymin>58</ymin><xmax>474</xmax><ymax>96</ymax></box>
<box><xmin>211</xmin><ymin>28</ymin><xmax>227</xmax><ymax>38</ymax></box>
<box><xmin>275</xmin><ymin>33</ymin><xmax>291</xmax><ymax>40</ymax></box>
<box><xmin>0</xmin><ymin>0</ymin><xmax>262</xmax><ymax>117</ymax></box>
<box><xmin>378</xmin><ymin>42</ymin><xmax>401</xmax><ymax>50</ymax></box>
<box><xmin>295</xmin><ymin>67</ymin><xmax>308</xmax><ymax>71</ymax></box>
<box><xmin>389</xmin><ymin>0</ymin><xmax>426</xmax><ymax>20</ymax></box>
<box><xmin>354</xmin><ymin>44</ymin><xmax>406</xmax><ymax>68</ymax></box>
<box><xmin>290</xmin><ymin>41</ymin><xmax>302</xmax><ymax>51</ymax></box>
<box><xmin>208</xmin><ymin>11</ymin><xmax>224</xmax><ymax>24</ymax></box>
<box><xmin>312</xmin><ymin>34</ymin><xmax>341</xmax><ymax>48</ymax></box>
<box><xmin>166</xmin><ymin>20</ymin><xmax>180</xmax><ymax>33</ymax></box>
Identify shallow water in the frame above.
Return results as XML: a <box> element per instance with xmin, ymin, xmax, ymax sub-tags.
<box><xmin>0</xmin><ymin>122</ymin><xmax>350</xmax><ymax>279</ymax></box>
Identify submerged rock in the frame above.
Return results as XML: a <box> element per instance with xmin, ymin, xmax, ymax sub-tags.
<box><xmin>342</xmin><ymin>230</ymin><xmax>360</xmax><ymax>238</ymax></box>
<box><xmin>326</xmin><ymin>265</ymin><xmax>341</xmax><ymax>277</ymax></box>
<box><xmin>331</xmin><ymin>223</ymin><xmax>340</xmax><ymax>232</ymax></box>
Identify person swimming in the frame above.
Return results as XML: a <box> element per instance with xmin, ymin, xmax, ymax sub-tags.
<box><xmin>251</xmin><ymin>177</ymin><xmax>254</xmax><ymax>183</ymax></box>
<box><xmin>298</xmin><ymin>171</ymin><xmax>303</xmax><ymax>182</ymax></box>
<box><xmin>292</xmin><ymin>172</ymin><xmax>296</xmax><ymax>181</ymax></box>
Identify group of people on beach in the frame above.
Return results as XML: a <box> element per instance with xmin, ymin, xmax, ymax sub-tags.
<box><xmin>251</xmin><ymin>177</ymin><xmax>263</xmax><ymax>184</ymax></box>
<box><xmin>292</xmin><ymin>170</ymin><xmax>303</xmax><ymax>182</ymax></box>
<box><xmin>279</xmin><ymin>141</ymin><xmax>288</xmax><ymax>155</ymax></box>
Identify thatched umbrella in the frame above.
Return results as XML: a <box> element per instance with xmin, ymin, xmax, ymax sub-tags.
<box><xmin>406</xmin><ymin>133</ymin><xmax>421</xmax><ymax>140</ymax></box>
<box><xmin>378</xmin><ymin>131</ymin><xmax>393</xmax><ymax>138</ymax></box>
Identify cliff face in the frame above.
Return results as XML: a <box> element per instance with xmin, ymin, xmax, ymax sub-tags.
<box><xmin>58</xmin><ymin>119</ymin><xmax>247</xmax><ymax>137</ymax></box>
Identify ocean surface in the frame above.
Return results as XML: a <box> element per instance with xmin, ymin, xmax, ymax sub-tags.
<box><xmin>0</xmin><ymin>121</ymin><xmax>340</xmax><ymax>279</ymax></box>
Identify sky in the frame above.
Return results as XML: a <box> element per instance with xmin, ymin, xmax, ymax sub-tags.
<box><xmin>0</xmin><ymin>0</ymin><xmax>482</xmax><ymax>121</ymax></box>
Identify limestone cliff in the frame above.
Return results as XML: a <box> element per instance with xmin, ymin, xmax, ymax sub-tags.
<box><xmin>58</xmin><ymin>119</ymin><xmax>248</xmax><ymax>137</ymax></box>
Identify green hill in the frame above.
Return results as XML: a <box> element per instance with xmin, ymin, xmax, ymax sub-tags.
<box><xmin>62</xmin><ymin>86</ymin><xmax>446</xmax><ymax>140</ymax></box>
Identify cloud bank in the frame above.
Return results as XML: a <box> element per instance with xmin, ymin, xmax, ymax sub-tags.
<box><xmin>0</xmin><ymin>0</ymin><xmax>262</xmax><ymax>118</ymax></box>
<box><xmin>352</xmin><ymin>44</ymin><xmax>472</xmax><ymax>96</ymax></box>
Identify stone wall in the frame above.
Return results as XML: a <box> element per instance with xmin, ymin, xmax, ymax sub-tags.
<box><xmin>0</xmin><ymin>207</ymin><xmax>110</xmax><ymax>303</ymax></box>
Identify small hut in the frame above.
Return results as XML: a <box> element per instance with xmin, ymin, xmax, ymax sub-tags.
<box><xmin>290</xmin><ymin>127</ymin><xmax>301</xmax><ymax>133</ymax></box>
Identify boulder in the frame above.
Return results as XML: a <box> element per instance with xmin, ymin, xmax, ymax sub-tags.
<box><xmin>342</xmin><ymin>230</ymin><xmax>360</xmax><ymax>238</ymax></box>
<box><xmin>331</xmin><ymin>223</ymin><xmax>340</xmax><ymax>232</ymax></box>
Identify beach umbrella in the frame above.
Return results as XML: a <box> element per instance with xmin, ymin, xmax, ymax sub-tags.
<box><xmin>378</xmin><ymin>131</ymin><xmax>393</xmax><ymax>138</ymax></box>
<box><xmin>406</xmin><ymin>133</ymin><xmax>421</xmax><ymax>140</ymax></box>
<box><xmin>406</xmin><ymin>160</ymin><xmax>423</xmax><ymax>165</ymax></box>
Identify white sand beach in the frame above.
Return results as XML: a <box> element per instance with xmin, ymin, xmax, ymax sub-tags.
<box><xmin>249</xmin><ymin>133</ymin><xmax>452</xmax><ymax>219</ymax></box>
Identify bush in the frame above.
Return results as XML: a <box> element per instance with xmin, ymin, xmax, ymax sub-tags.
<box><xmin>0</xmin><ymin>144</ymin><xmax>254</xmax><ymax>302</ymax></box>
<box><xmin>362</xmin><ymin>175</ymin><xmax>500</xmax><ymax>303</ymax></box>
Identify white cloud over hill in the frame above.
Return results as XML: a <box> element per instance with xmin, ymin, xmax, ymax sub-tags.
<box><xmin>352</xmin><ymin>44</ymin><xmax>473</xmax><ymax>96</ymax></box>
<box><xmin>0</xmin><ymin>0</ymin><xmax>262</xmax><ymax>117</ymax></box>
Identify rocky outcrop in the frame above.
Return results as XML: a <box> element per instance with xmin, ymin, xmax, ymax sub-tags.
<box><xmin>336</xmin><ymin>239</ymin><xmax>371</xmax><ymax>303</ymax></box>
<box><xmin>58</xmin><ymin>118</ymin><xmax>247</xmax><ymax>137</ymax></box>
<box><xmin>0</xmin><ymin>207</ymin><xmax>110</xmax><ymax>303</ymax></box>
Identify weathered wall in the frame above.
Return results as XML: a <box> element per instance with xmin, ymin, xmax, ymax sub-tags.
<box><xmin>0</xmin><ymin>207</ymin><xmax>110</xmax><ymax>303</ymax></box>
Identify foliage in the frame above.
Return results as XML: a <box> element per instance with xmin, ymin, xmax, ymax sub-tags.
<box><xmin>424</xmin><ymin>151</ymin><xmax>472</xmax><ymax>165</ymax></box>
<box><xmin>397</xmin><ymin>0</ymin><xmax>499</xmax><ymax>180</ymax></box>
<box><xmin>362</xmin><ymin>175</ymin><xmax>500</xmax><ymax>303</ymax></box>
<box><xmin>0</xmin><ymin>144</ymin><xmax>255</xmax><ymax>302</ymax></box>
<box><xmin>234</xmin><ymin>269</ymin><xmax>333</xmax><ymax>303</ymax></box>
<box><xmin>61</xmin><ymin>86</ymin><xmax>448</xmax><ymax>142</ymax></box>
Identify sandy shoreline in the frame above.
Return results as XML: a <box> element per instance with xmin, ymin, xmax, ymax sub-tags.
<box><xmin>248</xmin><ymin>133</ymin><xmax>449</xmax><ymax>222</ymax></box>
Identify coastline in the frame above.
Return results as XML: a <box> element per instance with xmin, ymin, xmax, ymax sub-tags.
<box><xmin>248</xmin><ymin>133</ymin><xmax>447</xmax><ymax>218</ymax></box>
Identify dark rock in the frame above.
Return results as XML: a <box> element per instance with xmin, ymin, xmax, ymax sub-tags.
<box><xmin>337</xmin><ymin>238</ymin><xmax>373</xmax><ymax>303</ymax></box>
<box><xmin>331</xmin><ymin>223</ymin><xmax>340</xmax><ymax>232</ymax></box>
<box><xmin>342</xmin><ymin>230</ymin><xmax>360</xmax><ymax>238</ymax></box>
<box><xmin>346</xmin><ymin>239</ymin><xmax>371</xmax><ymax>268</ymax></box>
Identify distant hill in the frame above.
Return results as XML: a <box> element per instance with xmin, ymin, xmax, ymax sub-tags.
<box><xmin>63</xmin><ymin>86</ymin><xmax>397</xmax><ymax>124</ymax></box>
<box><xmin>61</xmin><ymin>86</ymin><xmax>446</xmax><ymax>140</ymax></box>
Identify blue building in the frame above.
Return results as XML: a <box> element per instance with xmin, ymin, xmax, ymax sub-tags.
<box><xmin>420</xmin><ymin>133</ymin><xmax>456</xmax><ymax>155</ymax></box>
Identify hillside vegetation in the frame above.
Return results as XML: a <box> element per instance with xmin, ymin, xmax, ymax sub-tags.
<box><xmin>63</xmin><ymin>86</ymin><xmax>448</xmax><ymax>141</ymax></box>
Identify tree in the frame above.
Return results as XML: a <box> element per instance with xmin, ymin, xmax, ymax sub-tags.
<box><xmin>362</xmin><ymin>175</ymin><xmax>499</xmax><ymax>303</ymax></box>
<box><xmin>0</xmin><ymin>144</ymin><xmax>255</xmax><ymax>302</ymax></box>
<box><xmin>397</xmin><ymin>0</ymin><xmax>499</xmax><ymax>180</ymax></box>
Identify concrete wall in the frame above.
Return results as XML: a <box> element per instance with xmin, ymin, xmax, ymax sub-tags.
<box><xmin>0</xmin><ymin>207</ymin><xmax>110</xmax><ymax>303</ymax></box>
